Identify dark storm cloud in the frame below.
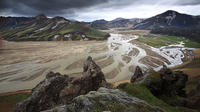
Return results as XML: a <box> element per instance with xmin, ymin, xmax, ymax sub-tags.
<box><xmin>0</xmin><ymin>0</ymin><xmax>200</xmax><ymax>19</ymax></box>
<box><xmin>0</xmin><ymin>0</ymin><xmax>109</xmax><ymax>16</ymax></box>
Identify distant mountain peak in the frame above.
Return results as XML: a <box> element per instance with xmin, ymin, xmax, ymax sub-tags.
<box><xmin>35</xmin><ymin>14</ymin><xmax>47</xmax><ymax>20</ymax></box>
<box><xmin>52</xmin><ymin>16</ymin><xmax>69</xmax><ymax>21</ymax></box>
<box><xmin>165</xmin><ymin>10</ymin><xmax>178</xmax><ymax>13</ymax></box>
<box><xmin>96</xmin><ymin>19</ymin><xmax>107</xmax><ymax>22</ymax></box>
<box><xmin>133</xmin><ymin>10</ymin><xmax>200</xmax><ymax>30</ymax></box>
<box><xmin>111</xmin><ymin>17</ymin><xmax>125</xmax><ymax>22</ymax></box>
<box><xmin>161</xmin><ymin>10</ymin><xmax>179</xmax><ymax>16</ymax></box>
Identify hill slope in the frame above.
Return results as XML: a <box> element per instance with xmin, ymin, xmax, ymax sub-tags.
<box><xmin>87</xmin><ymin>18</ymin><xmax>144</xmax><ymax>30</ymax></box>
<box><xmin>0</xmin><ymin>15</ymin><xmax>109</xmax><ymax>41</ymax></box>
<box><xmin>133</xmin><ymin>10</ymin><xmax>200</xmax><ymax>42</ymax></box>
<box><xmin>133</xmin><ymin>10</ymin><xmax>200</xmax><ymax>30</ymax></box>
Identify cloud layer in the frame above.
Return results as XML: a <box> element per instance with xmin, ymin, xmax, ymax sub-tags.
<box><xmin>0</xmin><ymin>0</ymin><xmax>200</xmax><ymax>21</ymax></box>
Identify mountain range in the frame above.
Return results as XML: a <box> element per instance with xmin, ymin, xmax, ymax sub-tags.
<box><xmin>133</xmin><ymin>10</ymin><xmax>200</xmax><ymax>30</ymax></box>
<box><xmin>86</xmin><ymin>18</ymin><xmax>144</xmax><ymax>30</ymax></box>
<box><xmin>0</xmin><ymin>14</ymin><xmax>109</xmax><ymax>41</ymax></box>
<box><xmin>132</xmin><ymin>10</ymin><xmax>200</xmax><ymax>42</ymax></box>
<box><xmin>0</xmin><ymin>10</ymin><xmax>200</xmax><ymax>42</ymax></box>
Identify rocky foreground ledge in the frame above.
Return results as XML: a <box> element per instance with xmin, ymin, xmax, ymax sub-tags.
<box><xmin>43</xmin><ymin>87</ymin><xmax>164</xmax><ymax>112</ymax></box>
<box><xmin>15</xmin><ymin>56</ymin><xmax>112</xmax><ymax>112</ymax></box>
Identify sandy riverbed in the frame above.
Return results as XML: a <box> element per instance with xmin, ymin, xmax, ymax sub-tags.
<box><xmin>0</xmin><ymin>30</ymin><xmax>194</xmax><ymax>93</ymax></box>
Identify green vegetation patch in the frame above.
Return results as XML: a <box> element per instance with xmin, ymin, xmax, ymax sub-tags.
<box><xmin>1</xmin><ymin>20</ymin><xmax>109</xmax><ymax>41</ymax></box>
<box><xmin>137</xmin><ymin>34</ymin><xmax>200</xmax><ymax>48</ymax></box>
<box><xmin>0</xmin><ymin>93</ymin><xmax>30</xmax><ymax>102</ymax></box>
<box><xmin>95</xmin><ymin>101</ymin><xmax>126</xmax><ymax>112</ymax></box>
<box><xmin>117</xmin><ymin>83</ymin><xmax>196</xmax><ymax>112</ymax></box>
<box><xmin>59</xmin><ymin>22</ymin><xmax>108</xmax><ymax>40</ymax></box>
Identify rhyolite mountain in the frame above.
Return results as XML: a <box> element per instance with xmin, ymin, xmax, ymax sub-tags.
<box><xmin>133</xmin><ymin>10</ymin><xmax>200</xmax><ymax>30</ymax></box>
<box><xmin>133</xmin><ymin>10</ymin><xmax>200</xmax><ymax>42</ymax></box>
<box><xmin>86</xmin><ymin>18</ymin><xmax>144</xmax><ymax>30</ymax></box>
<box><xmin>0</xmin><ymin>14</ymin><xmax>109</xmax><ymax>41</ymax></box>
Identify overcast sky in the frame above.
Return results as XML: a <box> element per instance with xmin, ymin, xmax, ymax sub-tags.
<box><xmin>0</xmin><ymin>0</ymin><xmax>200</xmax><ymax>22</ymax></box>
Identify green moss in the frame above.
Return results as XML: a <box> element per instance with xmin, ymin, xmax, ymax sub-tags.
<box><xmin>143</xmin><ymin>70</ymin><xmax>161</xmax><ymax>84</ymax></box>
<box><xmin>159</xmin><ymin>95</ymin><xmax>187</xmax><ymax>107</ymax></box>
<box><xmin>0</xmin><ymin>94</ymin><xmax>30</xmax><ymax>102</ymax></box>
<box><xmin>137</xmin><ymin>34</ymin><xmax>200</xmax><ymax>48</ymax></box>
<box><xmin>117</xmin><ymin>83</ymin><xmax>197</xmax><ymax>112</ymax></box>
<box><xmin>95</xmin><ymin>101</ymin><xmax>126</xmax><ymax>112</ymax></box>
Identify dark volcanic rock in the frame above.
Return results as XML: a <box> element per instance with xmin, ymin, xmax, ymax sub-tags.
<box><xmin>59</xmin><ymin>56</ymin><xmax>112</xmax><ymax>104</ymax></box>
<box><xmin>15</xmin><ymin>56</ymin><xmax>112</xmax><ymax>112</ymax></box>
<box><xmin>160</xmin><ymin>65</ymin><xmax>188</xmax><ymax>97</ymax></box>
<box><xmin>15</xmin><ymin>72</ymin><xmax>70</xmax><ymax>112</ymax></box>
<box><xmin>187</xmin><ymin>83</ymin><xmax>200</xmax><ymax>110</ymax></box>
<box><xmin>143</xmin><ymin>65</ymin><xmax>188</xmax><ymax>97</ymax></box>
<box><xmin>130</xmin><ymin>66</ymin><xmax>144</xmax><ymax>83</ymax></box>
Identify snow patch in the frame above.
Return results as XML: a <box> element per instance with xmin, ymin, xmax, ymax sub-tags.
<box><xmin>34</xmin><ymin>25</ymin><xmax>49</xmax><ymax>32</ymax></box>
<box><xmin>27</xmin><ymin>23</ymin><xmax>36</xmax><ymax>28</ymax></box>
<box><xmin>52</xmin><ymin>20</ymin><xmax>67</xmax><ymax>29</ymax></box>
<box><xmin>64</xmin><ymin>34</ymin><xmax>71</xmax><ymax>38</ymax></box>
<box><xmin>54</xmin><ymin>35</ymin><xmax>59</xmax><ymax>39</ymax></box>
<box><xmin>84</xmin><ymin>38</ymin><xmax>89</xmax><ymax>41</ymax></box>
<box><xmin>134</xmin><ymin>22</ymin><xmax>149</xmax><ymax>28</ymax></box>
<box><xmin>165</xmin><ymin>12</ymin><xmax>176</xmax><ymax>25</ymax></box>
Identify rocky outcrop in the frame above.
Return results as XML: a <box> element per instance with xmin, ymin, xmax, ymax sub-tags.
<box><xmin>15</xmin><ymin>56</ymin><xmax>112</xmax><ymax>112</ymax></box>
<box><xmin>130</xmin><ymin>66</ymin><xmax>144</xmax><ymax>83</ymax></box>
<box><xmin>59</xmin><ymin>56</ymin><xmax>112</xmax><ymax>104</ymax></box>
<box><xmin>43</xmin><ymin>87</ymin><xmax>165</xmax><ymax>112</ymax></box>
<box><xmin>15</xmin><ymin>72</ymin><xmax>70</xmax><ymax>112</ymax></box>
<box><xmin>143</xmin><ymin>65</ymin><xmax>188</xmax><ymax>97</ymax></box>
<box><xmin>160</xmin><ymin>65</ymin><xmax>188</xmax><ymax>97</ymax></box>
<box><xmin>187</xmin><ymin>83</ymin><xmax>200</xmax><ymax>110</ymax></box>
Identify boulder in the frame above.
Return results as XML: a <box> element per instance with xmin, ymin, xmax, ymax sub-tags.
<box><xmin>43</xmin><ymin>87</ymin><xmax>165</xmax><ymax>112</ymax></box>
<box><xmin>15</xmin><ymin>56</ymin><xmax>112</xmax><ymax>112</ymax></box>
<box><xmin>130</xmin><ymin>66</ymin><xmax>144</xmax><ymax>83</ymax></box>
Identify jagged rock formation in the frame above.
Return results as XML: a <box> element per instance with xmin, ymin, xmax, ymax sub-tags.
<box><xmin>15</xmin><ymin>72</ymin><xmax>70</xmax><ymax>112</ymax></box>
<box><xmin>130</xmin><ymin>66</ymin><xmax>144</xmax><ymax>83</ymax></box>
<box><xmin>15</xmin><ymin>56</ymin><xmax>112</xmax><ymax>112</ymax></box>
<box><xmin>43</xmin><ymin>87</ymin><xmax>165</xmax><ymax>112</ymax></box>
<box><xmin>59</xmin><ymin>56</ymin><xmax>112</xmax><ymax>104</ymax></box>
<box><xmin>160</xmin><ymin>65</ymin><xmax>188</xmax><ymax>97</ymax></box>
<box><xmin>143</xmin><ymin>65</ymin><xmax>188</xmax><ymax>97</ymax></box>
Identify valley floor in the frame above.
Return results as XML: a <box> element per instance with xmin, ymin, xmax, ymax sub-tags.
<box><xmin>0</xmin><ymin>29</ymin><xmax>197</xmax><ymax>94</ymax></box>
